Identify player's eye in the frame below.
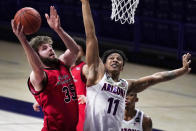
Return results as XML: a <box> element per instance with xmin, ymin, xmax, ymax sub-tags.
<box><xmin>41</xmin><ymin>46</ymin><xmax>47</xmax><ymax>50</ymax></box>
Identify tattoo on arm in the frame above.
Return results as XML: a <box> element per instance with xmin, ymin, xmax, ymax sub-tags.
<box><xmin>140</xmin><ymin>80</ymin><xmax>152</xmax><ymax>87</ymax></box>
<box><xmin>162</xmin><ymin>71</ymin><xmax>176</xmax><ymax>80</ymax></box>
<box><xmin>129</xmin><ymin>79</ymin><xmax>153</xmax><ymax>94</ymax></box>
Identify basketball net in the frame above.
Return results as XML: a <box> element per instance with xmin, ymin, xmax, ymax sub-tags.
<box><xmin>111</xmin><ymin>0</ymin><xmax>139</xmax><ymax>24</ymax></box>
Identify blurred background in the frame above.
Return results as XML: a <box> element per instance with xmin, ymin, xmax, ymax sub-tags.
<box><xmin>0</xmin><ymin>0</ymin><xmax>196</xmax><ymax>72</ymax></box>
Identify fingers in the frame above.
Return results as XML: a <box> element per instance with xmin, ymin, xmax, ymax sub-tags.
<box><xmin>50</xmin><ymin>6</ymin><xmax>53</xmax><ymax>16</ymax></box>
<box><xmin>57</xmin><ymin>15</ymin><xmax>60</xmax><ymax>23</ymax></box>
<box><xmin>21</xmin><ymin>24</ymin><xmax>24</xmax><ymax>33</ymax></box>
<box><xmin>183</xmin><ymin>53</ymin><xmax>191</xmax><ymax>62</ymax></box>
<box><xmin>78</xmin><ymin>95</ymin><xmax>83</xmax><ymax>100</ymax></box>
<box><xmin>182</xmin><ymin>53</ymin><xmax>191</xmax><ymax>73</ymax></box>
<box><xmin>11</xmin><ymin>19</ymin><xmax>15</xmax><ymax>29</ymax></box>
<box><xmin>188</xmin><ymin>60</ymin><xmax>191</xmax><ymax>65</ymax></box>
<box><xmin>11</xmin><ymin>19</ymin><xmax>16</xmax><ymax>34</ymax></box>
<box><xmin>53</xmin><ymin>6</ymin><xmax>58</xmax><ymax>17</ymax></box>
<box><xmin>45</xmin><ymin>13</ymin><xmax>49</xmax><ymax>20</ymax></box>
<box><xmin>11</xmin><ymin>19</ymin><xmax>24</xmax><ymax>34</ymax></box>
<box><xmin>185</xmin><ymin>53</ymin><xmax>191</xmax><ymax>60</ymax></box>
<box><xmin>16</xmin><ymin>22</ymin><xmax>23</xmax><ymax>33</ymax></box>
<box><xmin>33</xmin><ymin>103</ymin><xmax>40</xmax><ymax>112</ymax></box>
<box><xmin>188</xmin><ymin>68</ymin><xmax>191</xmax><ymax>73</ymax></box>
<box><xmin>50</xmin><ymin>6</ymin><xmax>57</xmax><ymax>18</ymax></box>
<box><xmin>34</xmin><ymin>107</ymin><xmax>40</xmax><ymax>112</ymax></box>
<box><xmin>79</xmin><ymin>99</ymin><xmax>86</xmax><ymax>104</ymax></box>
<box><xmin>78</xmin><ymin>95</ymin><xmax>86</xmax><ymax>104</ymax></box>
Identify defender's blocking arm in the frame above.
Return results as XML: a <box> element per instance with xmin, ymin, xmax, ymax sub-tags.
<box><xmin>81</xmin><ymin>0</ymin><xmax>104</xmax><ymax>86</ymax></box>
<box><xmin>127</xmin><ymin>53</ymin><xmax>191</xmax><ymax>93</ymax></box>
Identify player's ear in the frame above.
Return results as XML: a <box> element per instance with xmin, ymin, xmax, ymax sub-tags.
<box><xmin>120</xmin><ymin>66</ymin><xmax>124</xmax><ymax>72</ymax></box>
<box><xmin>135</xmin><ymin>97</ymin><xmax>139</xmax><ymax>103</ymax></box>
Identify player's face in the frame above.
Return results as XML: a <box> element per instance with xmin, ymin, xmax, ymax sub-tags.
<box><xmin>105</xmin><ymin>53</ymin><xmax>124</xmax><ymax>73</ymax></box>
<box><xmin>125</xmin><ymin>93</ymin><xmax>138</xmax><ymax>108</ymax></box>
<box><xmin>38</xmin><ymin>43</ymin><xmax>57</xmax><ymax>59</ymax></box>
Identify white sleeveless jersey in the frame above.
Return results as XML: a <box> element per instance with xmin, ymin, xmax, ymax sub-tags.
<box><xmin>121</xmin><ymin>109</ymin><xmax>144</xmax><ymax>131</ymax></box>
<box><xmin>84</xmin><ymin>73</ymin><xmax>128</xmax><ymax>131</ymax></box>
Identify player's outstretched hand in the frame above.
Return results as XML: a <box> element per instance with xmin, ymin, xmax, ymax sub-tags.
<box><xmin>45</xmin><ymin>6</ymin><xmax>61</xmax><ymax>31</ymax></box>
<box><xmin>182</xmin><ymin>53</ymin><xmax>191</xmax><ymax>73</ymax></box>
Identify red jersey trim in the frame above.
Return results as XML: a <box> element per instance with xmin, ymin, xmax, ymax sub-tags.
<box><xmin>71</xmin><ymin>61</ymin><xmax>86</xmax><ymax>83</ymax></box>
<box><xmin>44</xmin><ymin>60</ymin><xmax>70</xmax><ymax>71</ymax></box>
<box><xmin>27</xmin><ymin>71</ymin><xmax>48</xmax><ymax>95</ymax></box>
<box><xmin>80</xmin><ymin>62</ymin><xmax>87</xmax><ymax>83</ymax></box>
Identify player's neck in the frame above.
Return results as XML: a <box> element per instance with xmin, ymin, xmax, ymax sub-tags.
<box><xmin>124</xmin><ymin>108</ymin><xmax>137</xmax><ymax>121</ymax></box>
<box><xmin>43</xmin><ymin>64</ymin><xmax>57</xmax><ymax>68</ymax></box>
<box><xmin>107</xmin><ymin>71</ymin><xmax>120</xmax><ymax>82</ymax></box>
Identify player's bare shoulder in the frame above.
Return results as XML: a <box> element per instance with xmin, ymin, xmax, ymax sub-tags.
<box><xmin>142</xmin><ymin>114</ymin><xmax>152</xmax><ymax>131</ymax></box>
<box><xmin>126</xmin><ymin>79</ymin><xmax>136</xmax><ymax>91</ymax></box>
<box><xmin>86</xmin><ymin>58</ymin><xmax>105</xmax><ymax>87</ymax></box>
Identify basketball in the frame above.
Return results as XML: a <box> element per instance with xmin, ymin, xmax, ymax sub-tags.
<box><xmin>14</xmin><ymin>7</ymin><xmax>41</xmax><ymax>35</ymax></box>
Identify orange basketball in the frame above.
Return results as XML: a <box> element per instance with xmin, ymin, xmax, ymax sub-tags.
<box><xmin>14</xmin><ymin>7</ymin><xmax>41</xmax><ymax>35</ymax></box>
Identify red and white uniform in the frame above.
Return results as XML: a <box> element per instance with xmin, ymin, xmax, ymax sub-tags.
<box><xmin>71</xmin><ymin>61</ymin><xmax>86</xmax><ymax>131</ymax></box>
<box><xmin>28</xmin><ymin>61</ymin><xmax>79</xmax><ymax>131</ymax></box>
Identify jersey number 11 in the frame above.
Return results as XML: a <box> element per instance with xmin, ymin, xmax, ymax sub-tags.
<box><xmin>107</xmin><ymin>97</ymin><xmax>120</xmax><ymax>116</ymax></box>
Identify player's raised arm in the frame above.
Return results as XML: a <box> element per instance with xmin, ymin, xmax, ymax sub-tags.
<box><xmin>81</xmin><ymin>0</ymin><xmax>104</xmax><ymax>86</ymax></box>
<box><xmin>45</xmin><ymin>6</ymin><xmax>79</xmax><ymax>66</ymax></box>
<box><xmin>11</xmin><ymin>20</ymin><xmax>45</xmax><ymax>91</ymax></box>
<box><xmin>127</xmin><ymin>53</ymin><xmax>191</xmax><ymax>93</ymax></box>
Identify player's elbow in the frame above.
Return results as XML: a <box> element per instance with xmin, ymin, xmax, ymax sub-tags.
<box><xmin>86</xmin><ymin>37</ymin><xmax>98</xmax><ymax>47</ymax></box>
<box><xmin>151</xmin><ymin>73</ymin><xmax>165</xmax><ymax>82</ymax></box>
<box><xmin>73</xmin><ymin>45</ymin><xmax>80</xmax><ymax>55</ymax></box>
<box><xmin>86</xmin><ymin>32</ymin><xmax>97</xmax><ymax>42</ymax></box>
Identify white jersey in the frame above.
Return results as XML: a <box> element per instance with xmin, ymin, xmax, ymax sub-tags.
<box><xmin>84</xmin><ymin>73</ymin><xmax>128</xmax><ymax>131</ymax></box>
<box><xmin>121</xmin><ymin>109</ymin><xmax>144</xmax><ymax>131</ymax></box>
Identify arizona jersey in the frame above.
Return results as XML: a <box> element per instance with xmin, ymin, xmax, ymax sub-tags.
<box><xmin>71</xmin><ymin>61</ymin><xmax>86</xmax><ymax>131</ymax></box>
<box><xmin>28</xmin><ymin>61</ymin><xmax>79</xmax><ymax>131</ymax></box>
<box><xmin>84</xmin><ymin>73</ymin><xmax>128</xmax><ymax>131</ymax></box>
<box><xmin>121</xmin><ymin>109</ymin><xmax>144</xmax><ymax>131</ymax></box>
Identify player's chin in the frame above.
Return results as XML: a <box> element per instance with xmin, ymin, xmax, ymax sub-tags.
<box><xmin>125</xmin><ymin>102</ymin><xmax>129</xmax><ymax>106</ymax></box>
<box><xmin>125</xmin><ymin>105</ymin><xmax>130</xmax><ymax>109</ymax></box>
<box><xmin>111</xmin><ymin>68</ymin><xmax>121</xmax><ymax>73</ymax></box>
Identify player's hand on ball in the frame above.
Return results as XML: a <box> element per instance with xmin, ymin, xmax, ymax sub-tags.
<box><xmin>11</xmin><ymin>19</ymin><xmax>26</xmax><ymax>40</ymax></box>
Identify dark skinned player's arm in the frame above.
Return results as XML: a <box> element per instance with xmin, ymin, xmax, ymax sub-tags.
<box><xmin>127</xmin><ymin>53</ymin><xmax>191</xmax><ymax>93</ymax></box>
<box><xmin>81</xmin><ymin>0</ymin><xmax>104</xmax><ymax>86</ymax></box>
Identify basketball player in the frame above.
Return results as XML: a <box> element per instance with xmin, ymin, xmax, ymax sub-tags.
<box><xmin>71</xmin><ymin>45</ymin><xmax>88</xmax><ymax>131</ymax></box>
<box><xmin>11</xmin><ymin>6</ymin><xmax>79</xmax><ymax>131</ymax></box>
<box><xmin>33</xmin><ymin>44</ymin><xmax>88</xmax><ymax>131</ymax></box>
<box><xmin>81</xmin><ymin>0</ymin><xmax>191</xmax><ymax>131</ymax></box>
<box><xmin>121</xmin><ymin>93</ymin><xmax>152</xmax><ymax>131</ymax></box>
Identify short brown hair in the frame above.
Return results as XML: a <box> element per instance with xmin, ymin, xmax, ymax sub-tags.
<box><xmin>29</xmin><ymin>36</ymin><xmax>53</xmax><ymax>53</ymax></box>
